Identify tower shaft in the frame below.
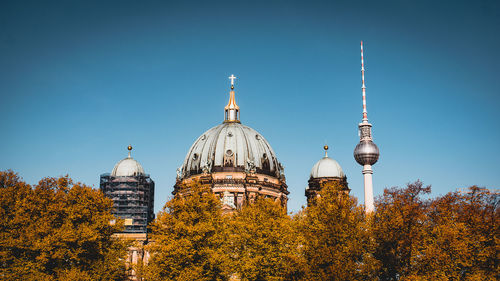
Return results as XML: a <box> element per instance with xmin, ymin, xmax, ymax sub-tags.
<box><xmin>362</xmin><ymin>164</ymin><xmax>374</xmax><ymax>213</ymax></box>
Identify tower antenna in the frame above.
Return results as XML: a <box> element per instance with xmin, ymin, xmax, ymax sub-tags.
<box><xmin>361</xmin><ymin>41</ymin><xmax>368</xmax><ymax>122</ymax></box>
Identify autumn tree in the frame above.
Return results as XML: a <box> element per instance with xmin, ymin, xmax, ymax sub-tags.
<box><xmin>0</xmin><ymin>170</ymin><xmax>127</xmax><ymax>281</ymax></box>
<box><xmin>369</xmin><ymin>180</ymin><xmax>431</xmax><ymax>280</ymax></box>
<box><xmin>412</xmin><ymin>190</ymin><xmax>472</xmax><ymax>280</ymax></box>
<box><xmin>297</xmin><ymin>181</ymin><xmax>376</xmax><ymax>280</ymax></box>
<box><xmin>227</xmin><ymin>198</ymin><xmax>302</xmax><ymax>281</ymax></box>
<box><xmin>370</xmin><ymin>181</ymin><xmax>499</xmax><ymax>280</ymax></box>
<box><xmin>456</xmin><ymin>186</ymin><xmax>499</xmax><ymax>279</ymax></box>
<box><xmin>412</xmin><ymin>186</ymin><xmax>499</xmax><ymax>280</ymax></box>
<box><xmin>145</xmin><ymin>183</ymin><xmax>230</xmax><ymax>281</ymax></box>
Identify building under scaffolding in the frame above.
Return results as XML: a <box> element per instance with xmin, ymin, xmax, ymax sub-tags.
<box><xmin>100</xmin><ymin>146</ymin><xmax>154</xmax><ymax>234</ymax></box>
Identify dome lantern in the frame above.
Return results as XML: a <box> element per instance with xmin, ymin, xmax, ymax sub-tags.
<box><xmin>224</xmin><ymin>74</ymin><xmax>240</xmax><ymax>123</ymax></box>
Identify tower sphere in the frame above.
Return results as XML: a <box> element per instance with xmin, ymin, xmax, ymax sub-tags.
<box><xmin>354</xmin><ymin>140</ymin><xmax>379</xmax><ymax>166</ymax></box>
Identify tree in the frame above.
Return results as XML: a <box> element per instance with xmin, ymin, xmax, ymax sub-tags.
<box><xmin>413</xmin><ymin>186</ymin><xmax>499</xmax><ymax>280</ymax></box>
<box><xmin>0</xmin><ymin>170</ymin><xmax>127</xmax><ymax>281</ymax></box>
<box><xmin>370</xmin><ymin>182</ymin><xmax>499</xmax><ymax>280</ymax></box>
<box><xmin>145</xmin><ymin>183</ymin><xmax>230</xmax><ymax>281</ymax></box>
<box><xmin>297</xmin><ymin>181</ymin><xmax>376</xmax><ymax>280</ymax></box>
<box><xmin>227</xmin><ymin>198</ymin><xmax>302</xmax><ymax>281</ymax></box>
<box><xmin>370</xmin><ymin>180</ymin><xmax>431</xmax><ymax>280</ymax></box>
<box><xmin>457</xmin><ymin>186</ymin><xmax>499</xmax><ymax>280</ymax></box>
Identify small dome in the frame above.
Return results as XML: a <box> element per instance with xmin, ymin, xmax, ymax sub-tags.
<box><xmin>310</xmin><ymin>156</ymin><xmax>345</xmax><ymax>179</ymax></box>
<box><xmin>111</xmin><ymin>147</ymin><xmax>145</xmax><ymax>177</ymax></box>
<box><xmin>354</xmin><ymin>140</ymin><xmax>379</xmax><ymax>165</ymax></box>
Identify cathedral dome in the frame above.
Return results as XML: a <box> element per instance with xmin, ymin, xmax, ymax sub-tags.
<box><xmin>310</xmin><ymin>146</ymin><xmax>345</xmax><ymax>179</ymax></box>
<box><xmin>175</xmin><ymin>75</ymin><xmax>288</xmax><ymax>209</ymax></box>
<box><xmin>179</xmin><ymin>122</ymin><xmax>283</xmax><ymax>179</ymax></box>
<box><xmin>111</xmin><ymin>146</ymin><xmax>145</xmax><ymax>177</ymax></box>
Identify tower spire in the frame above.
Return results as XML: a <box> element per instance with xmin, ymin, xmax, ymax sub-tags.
<box><xmin>224</xmin><ymin>74</ymin><xmax>240</xmax><ymax>123</ymax></box>
<box><xmin>361</xmin><ymin>41</ymin><xmax>368</xmax><ymax>122</ymax></box>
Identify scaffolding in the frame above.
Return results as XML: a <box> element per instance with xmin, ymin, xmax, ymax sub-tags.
<box><xmin>100</xmin><ymin>173</ymin><xmax>155</xmax><ymax>233</ymax></box>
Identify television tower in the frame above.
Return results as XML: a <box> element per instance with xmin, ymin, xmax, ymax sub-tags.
<box><xmin>354</xmin><ymin>41</ymin><xmax>380</xmax><ymax>213</ymax></box>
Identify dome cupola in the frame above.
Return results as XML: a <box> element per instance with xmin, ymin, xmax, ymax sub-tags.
<box><xmin>310</xmin><ymin>145</ymin><xmax>345</xmax><ymax>179</ymax></box>
<box><xmin>111</xmin><ymin>145</ymin><xmax>145</xmax><ymax>177</ymax></box>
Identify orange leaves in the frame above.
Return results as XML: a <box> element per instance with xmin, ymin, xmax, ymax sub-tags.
<box><xmin>146</xmin><ymin>184</ymin><xmax>229</xmax><ymax>281</ymax></box>
<box><xmin>3</xmin><ymin>170</ymin><xmax>496</xmax><ymax>280</ymax></box>
<box><xmin>371</xmin><ymin>182</ymin><xmax>498</xmax><ymax>280</ymax></box>
<box><xmin>0</xmin><ymin>170</ymin><xmax>127</xmax><ymax>280</ymax></box>
<box><xmin>227</xmin><ymin>198</ymin><xmax>297</xmax><ymax>281</ymax></box>
<box><xmin>298</xmin><ymin>181</ymin><xmax>371</xmax><ymax>280</ymax></box>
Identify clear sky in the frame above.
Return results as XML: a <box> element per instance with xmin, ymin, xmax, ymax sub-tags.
<box><xmin>1</xmin><ymin>0</ymin><xmax>498</xmax><ymax>213</ymax></box>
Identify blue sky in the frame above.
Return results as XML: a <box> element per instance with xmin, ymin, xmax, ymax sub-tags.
<box><xmin>1</xmin><ymin>0</ymin><xmax>498</xmax><ymax>213</ymax></box>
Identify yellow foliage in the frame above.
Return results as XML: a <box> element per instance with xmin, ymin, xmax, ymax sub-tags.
<box><xmin>145</xmin><ymin>183</ymin><xmax>230</xmax><ymax>281</ymax></box>
<box><xmin>3</xmin><ymin>170</ymin><xmax>496</xmax><ymax>280</ymax></box>
<box><xmin>0</xmin><ymin>170</ymin><xmax>127</xmax><ymax>280</ymax></box>
<box><xmin>227</xmin><ymin>198</ymin><xmax>302</xmax><ymax>281</ymax></box>
<box><xmin>297</xmin><ymin>181</ymin><xmax>376</xmax><ymax>280</ymax></box>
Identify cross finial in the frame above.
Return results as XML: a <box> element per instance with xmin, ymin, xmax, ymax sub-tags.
<box><xmin>229</xmin><ymin>74</ymin><xmax>236</xmax><ymax>88</ymax></box>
